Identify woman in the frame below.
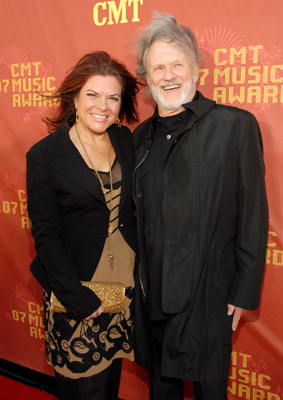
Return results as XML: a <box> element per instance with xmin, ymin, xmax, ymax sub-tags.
<box><xmin>26</xmin><ymin>51</ymin><xmax>139</xmax><ymax>400</ymax></box>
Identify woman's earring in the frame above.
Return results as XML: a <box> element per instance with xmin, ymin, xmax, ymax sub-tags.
<box><xmin>116</xmin><ymin>117</ymin><xmax>121</xmax><ymax>128</ymax></box>
<box><xmin>75</xmin><ymin>108</ymin><xmax>79</xmax><ymax>124</ymax></box>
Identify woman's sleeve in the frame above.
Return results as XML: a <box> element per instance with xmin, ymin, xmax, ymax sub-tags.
<box><xmin>26</xmin><ymin>144</ymin><xmax>101</xmax><ymax>320</ymax></box>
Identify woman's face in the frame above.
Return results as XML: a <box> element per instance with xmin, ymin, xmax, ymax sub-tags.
<box><xmin>75</xmin><ymin>74</ymin><xmax>122</xmax><ymax>134</ymax></box>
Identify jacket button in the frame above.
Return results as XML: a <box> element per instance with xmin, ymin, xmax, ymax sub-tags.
<box><xmin>120</xmin><ymin>223</ymin><xmax>124</xmax><ymax>227</ymax></box>
<box><xmin>137</xmin><ymin>193</ymin><xmax>142</xmax><ymax>198</ymax></box>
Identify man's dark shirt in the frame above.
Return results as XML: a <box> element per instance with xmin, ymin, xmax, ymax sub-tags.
<box><xmin>139</xmin><ymin>100</ymin><xmax>196</xmax><ymax>320</ymax></box>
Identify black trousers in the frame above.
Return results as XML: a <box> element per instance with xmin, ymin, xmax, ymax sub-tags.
<box><xmin>55</xmin><ymin>358</ymin><xmax>122</xmax><ymax>400</ymax></box>
<box><xmin>149</xmin><ymin>320</ymin><xmax>228</xmax><ymax>400</ymax></box>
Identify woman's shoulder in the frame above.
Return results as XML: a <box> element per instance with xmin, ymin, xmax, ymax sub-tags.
<box><xmin>27</xmin><ymin>124</ymin><xmax>68</xmax><ymax>156</ymax></box>
<box><xmin>109</xmin><ymin>123</ymin><xmax>133</xmax><ymax>143</ymax></box>
<box><xmin>113</xmin><ymin>123</ymin><xmax>132</xmax><ymax>135</ymax></box>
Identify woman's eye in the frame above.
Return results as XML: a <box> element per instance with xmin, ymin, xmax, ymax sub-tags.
<box><xmin>109</xmin><ymin>97</ymin><xmax>119</xmax><ymax>102</ymax></box>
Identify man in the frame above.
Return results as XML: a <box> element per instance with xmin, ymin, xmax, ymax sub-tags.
<box><xmin>133</xmin><ymin>12</ymin><xmax>268</xmax><ymax>400</ymax></box>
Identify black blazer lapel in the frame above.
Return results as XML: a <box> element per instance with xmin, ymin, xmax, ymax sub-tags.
<box><xmin>46</xmin><ymin>125</ymin><xmax>106</xmax><ymax>205</ymax></box>
<box><xmin>108</xmin><ymin>125</ymin><xmax>133</xmax><ymax>211</ymax></box>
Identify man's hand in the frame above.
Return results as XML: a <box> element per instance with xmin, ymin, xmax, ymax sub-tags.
<box><xmin>227</xmin><ymin>304</ymin><xmax>247</xmax><ymax>331</ymax></box>
<box><xmin>84</xmin><ymin>305</ymin><xmax>104</xmax><ymax>320</ymax></box>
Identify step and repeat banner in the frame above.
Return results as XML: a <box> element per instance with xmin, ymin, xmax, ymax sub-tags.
<box><xmin>0</xmin><ymin>1</ymin><xmax>282</xmax><ymax>398</ymax></box>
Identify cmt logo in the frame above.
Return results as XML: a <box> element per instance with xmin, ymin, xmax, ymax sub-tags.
<box><xmin>93</xmin><ymin>0</ymin><xmax>143</xmax><ymax>26</ymax></box>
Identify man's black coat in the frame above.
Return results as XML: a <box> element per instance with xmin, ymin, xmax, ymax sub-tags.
<box><xmin>133</xmin><ymin>92</ymin><xmax>268</xmax><ymax>382</ymax></box>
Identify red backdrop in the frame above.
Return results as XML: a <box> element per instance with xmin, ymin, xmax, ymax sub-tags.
<box><xmin>0</xmin><ymin>1</ymin><xmax>282</xmax><ymax>399</ymax></box>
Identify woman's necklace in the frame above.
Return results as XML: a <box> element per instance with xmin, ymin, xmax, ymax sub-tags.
<box><xmin>75</xmin><ymin>122</ymin><xmax>115</xmax><ymax>269</ymax></box>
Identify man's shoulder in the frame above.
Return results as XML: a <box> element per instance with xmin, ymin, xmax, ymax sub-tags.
<box><xmin>213</xmin><ymin>103</ymin><xmax>256</xmax><ymax>123</ymax></box>
<box><xmin>132</xmin><ymin>115</ymin><xmax>154</xmax><ymax>147</ymax></box>
<box><xmin>133</xmin><ymin>115</ymin><xmax>154</xmax><ymax>133</ymax></box>
<box><xmin>209</xmin><ymin>104</ymin><xmax>260</xmax><ymax>142</ymax></box>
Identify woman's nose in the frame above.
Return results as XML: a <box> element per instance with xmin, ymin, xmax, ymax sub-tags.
<box><xmin>96</xmin><ymin>97</ymin><xmax>107</xmax><ymax>110</ymax></box>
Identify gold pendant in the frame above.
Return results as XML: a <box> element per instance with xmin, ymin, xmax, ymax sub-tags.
<box><xmin>109</xmin><ymin>253</ymin><xmax>114</xmax><ymax>270</ymax></box>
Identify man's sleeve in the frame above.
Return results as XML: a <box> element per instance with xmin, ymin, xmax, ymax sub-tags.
<box><xmin>228</xmin><ymin>113</ymin><xmax>268</xmax><ymax>310</ymax></box>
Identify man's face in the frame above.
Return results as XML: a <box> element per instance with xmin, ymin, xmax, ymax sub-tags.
<box><xmin>145</xmin><ymin>40</ymin><xmax>198</xmax><ymax>117</ymax></box>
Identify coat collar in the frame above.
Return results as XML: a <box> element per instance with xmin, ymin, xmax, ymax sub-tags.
<box><xmin>134</xmin><ymin>91</ymin><xmax>216</xmax><ymax>149</ymax></box>
<box><xmin>152</xmin><ymin>90</ymin><xmax>215</xmax><ymax>122</ymax></box>
<box><xmin>182</xmin><ymin>91</ymin><xmax>216</xmax><ymax>120</ymax></box>
<box><xmin>46</xmin><ymin>123</ymin><xmax>129</xmax><ymax>207</ymax></box>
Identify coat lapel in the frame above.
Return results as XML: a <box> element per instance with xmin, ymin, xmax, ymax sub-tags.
<box><xmin>108</xmin><ymin>125</ymin><xmax>132</xmax><ymax>211</ymax></box>
<box><xmin>46</xmin><ymin>124</ymin><xmax>106</xmax><ymax>205</ymax></box>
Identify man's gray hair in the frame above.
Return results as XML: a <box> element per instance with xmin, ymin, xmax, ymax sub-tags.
<box><xmin>135</xmin><ymin>12</ymin><xmax>203</xmax><ymax>80</ymax></box>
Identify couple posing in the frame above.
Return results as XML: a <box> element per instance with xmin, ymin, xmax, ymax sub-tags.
<box><xmin>27</xmin><ymin>12</ymin><xmax>268</xmax><ymax>400</ymax></box>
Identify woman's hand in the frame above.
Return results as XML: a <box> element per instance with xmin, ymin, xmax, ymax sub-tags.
<box><xmin>84</xmin><ymin>305</ymin><xmax>104</xmax><ymax>320</ymax></box>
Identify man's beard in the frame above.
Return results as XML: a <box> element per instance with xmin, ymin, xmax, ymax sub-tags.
<box><xmin>148</xmin><ymin>77</ymin><xmax>196</xmax><ymax>111</ymax></box>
